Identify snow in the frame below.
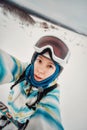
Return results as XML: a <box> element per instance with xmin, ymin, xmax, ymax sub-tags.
<box><xmin>0</xmin><ymin>5</ymin><xmax>87</xmax><ymax>130</ymax></box>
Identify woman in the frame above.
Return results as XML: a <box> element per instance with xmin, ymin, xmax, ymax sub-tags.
<box><xmin>0</xmin><ymin>36</ymin><xmax>70</xmax><ymax>130</ymax></box>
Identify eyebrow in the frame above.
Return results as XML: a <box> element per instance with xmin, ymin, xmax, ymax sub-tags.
<box><xmin>38</xmin><ymin>55</ymin><xmax>55</xmax><ymax>66</ymax></box>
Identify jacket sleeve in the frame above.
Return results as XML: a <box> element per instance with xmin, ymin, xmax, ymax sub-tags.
<box><xmin>28</xmin><ymin>87</ymin><xmax>64</xmax><ymax>130</ymax></box>
<box><xmin>0</xmin><ymin>49</ymin><xmax>28</xmax><ymax>84</ymax></box>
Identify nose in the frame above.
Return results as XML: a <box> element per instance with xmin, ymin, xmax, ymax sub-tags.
<box><xmin>37</xmin><ymin>65</ymin><xmax>46</xmax><ymax>74</ymax></box>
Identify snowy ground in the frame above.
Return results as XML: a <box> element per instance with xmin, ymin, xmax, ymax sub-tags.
<box><xmin>0</xmin><ymin>5</ymin><xmax>87</xmax><ymax>130</ymax></box>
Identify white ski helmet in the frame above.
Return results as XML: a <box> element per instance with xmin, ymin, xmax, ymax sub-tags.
<box><xmin>33</xmin><ymin>36</ymin><xmax>70</xmax><ymax>67</ymax></box>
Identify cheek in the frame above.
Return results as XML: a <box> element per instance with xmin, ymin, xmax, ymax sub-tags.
<box><xmin>34</xmin><ymin>62</ymin><xmax>38</xmax><ymax>72</ymax></box>
<box><xmin>45</xmin><ymin>68</ymin><xmax>56</xmax><ymax>78</ymax></box>
<box><xmin>48</xmin><ymin>66</ymin><xmax>56</xmax><ymax>75</ymax></box>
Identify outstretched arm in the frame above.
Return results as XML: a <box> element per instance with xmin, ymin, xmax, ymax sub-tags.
<box><xmin>0</xmin><ymin>49</ymin><xmax>28</xmax><ymax>84</ymax></box>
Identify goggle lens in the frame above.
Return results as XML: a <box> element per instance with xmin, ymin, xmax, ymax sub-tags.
<box><xmin>35</xmin><ymin>36</ymin><xmax>69</xmax><ymax>60</ymax></box>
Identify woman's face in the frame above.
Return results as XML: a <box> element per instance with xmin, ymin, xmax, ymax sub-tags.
<box><xmin>34</xmin><ymin>55</ymin><xmax>56</xmax><ymax>81</ymax></box>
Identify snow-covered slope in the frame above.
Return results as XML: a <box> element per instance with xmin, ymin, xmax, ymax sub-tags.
<box><xmin>0</xmin><ymin>5</ymin><xmax>87</xmax><ymax>130</ymax></box>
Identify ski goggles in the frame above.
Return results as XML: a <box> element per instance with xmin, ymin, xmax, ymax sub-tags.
<box><xmin>34</xmin><ymin>36</ymin><xmax>70</xmax><ymax>67</ymax></box>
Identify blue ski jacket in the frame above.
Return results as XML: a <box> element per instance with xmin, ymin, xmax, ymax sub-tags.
<box><xmin>0</xmin><ymin>49</ymin><xmax>64</xmax><ymax>130</ymax></box>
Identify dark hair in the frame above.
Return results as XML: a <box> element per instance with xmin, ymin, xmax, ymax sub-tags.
<box><xmin>31</xmin><ymin>48</ymin><xmax>53</xmax><ymax>63</ymax></box>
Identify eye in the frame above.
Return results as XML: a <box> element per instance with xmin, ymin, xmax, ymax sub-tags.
<box><xmin>36</xmin><ymin>58</ymin><xmax>42</xmax><ymax>63</ymax></box>
<box><xmin>48</xmin><ymin>65</ymin><xmax>54</xmax><ymax>69</ymax></box>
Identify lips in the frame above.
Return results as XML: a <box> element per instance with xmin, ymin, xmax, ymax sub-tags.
<box><xmin>34</xmin><ymin>74</ymin><xmax>42</xmax><ymax>81</ymax></box>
